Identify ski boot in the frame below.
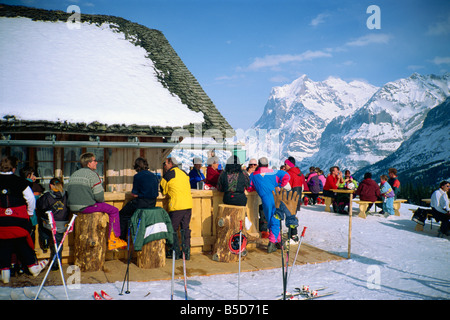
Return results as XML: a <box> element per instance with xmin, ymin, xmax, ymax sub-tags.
<box><xmin>167</xmin><ymin>232</ymin><xmax>182</xmax><ymax>260</ymax></box>
<box><xmin>267</xmin><ymin>241</ymin><xmax>278</xmax><ymax>253</ymax></box>
<box><xmin>108</xmin><ymin>231</ymin><xmax>127</xmax><ymax>250</ymax></box>
<box><xmin>28</xmin><ymin>259</ymin><xmax>49</xmax><ymax>277</ymax></box>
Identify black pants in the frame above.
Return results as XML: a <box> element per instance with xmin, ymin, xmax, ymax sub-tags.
<box><xmin>292</xmin><ymin>187</ymin><xmax>303</xmax><ymax>211</ymax></box>
<box><xmin>0</xmin><ymin>238</ymin><xmax>36</xmax><ymax>269</ymax></box>
<box><xmin>431</xmin><ymin>207</ymin><xmax>450</xmax><ymax>234</ymax></box>
<box><xmin>39</xmin><ymin>225</ymin><xmax>64</xmax><ymax>258</ymax></box>
<box><xmin>169</xmin><ymin>209</ymin><xmax>192</xmax><ymax>248</ymax></box>
<box><xmin>119</xmin><ymin>198</ymin><xmax>156</xmax><ymax>239</ymax></box>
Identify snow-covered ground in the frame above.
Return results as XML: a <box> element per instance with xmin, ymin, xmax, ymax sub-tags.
<box><xmin>1</xmin><ymin>202</ymin><xmax>448</xmax><ymax>301</ymax></box>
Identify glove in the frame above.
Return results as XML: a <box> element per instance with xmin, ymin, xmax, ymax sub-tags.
<box><xmin>272</xmin><ymin>188</ymin><xmax>299</xmax><ymax>216</ymax></box>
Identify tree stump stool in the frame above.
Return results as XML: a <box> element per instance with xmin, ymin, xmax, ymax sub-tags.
<box><xmin>212</xmin><ymin>204</ymin><xmax>247</xmax><ymax>262</ymax></box>
<box><xmin>136</xmin><ymin>239</ymin><xmax>166</xmax><ymax>269</ymax></box>
<box><xmin>74</xmin><ymin>212</ymin><xmax>109</xmax><ymax>272</ymax></box>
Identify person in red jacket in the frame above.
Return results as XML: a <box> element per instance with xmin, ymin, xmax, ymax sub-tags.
<box><xmin>204</xmin><ymin>156</ymin><xmax>222</xmax><ymax>190</ymax></box>
<box><xmin>355</xmin><ymin>172</ymin><xmax>381</xmax><ymax>213</ymax></box>
<box><xmin>284</xmin><ymin>157</ymin><xmax>304</xmax><ymax>213</ymax></box>
<box><xmin>323</xmin><ymin>166</ymin><xmax>344</xmax><ymax>212</ymax></box>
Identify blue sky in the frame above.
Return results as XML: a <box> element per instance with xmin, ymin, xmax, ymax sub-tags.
<box><xmin>4</xmin><ymin>0</ymin><xmax>450</xmax><ymax>130</ymax></box>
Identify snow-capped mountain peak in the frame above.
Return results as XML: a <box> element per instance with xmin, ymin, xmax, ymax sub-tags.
<box><xmin>251</xmin><ymin>73</ymin><xmax>449</xmax><ymax>172</ymax></box>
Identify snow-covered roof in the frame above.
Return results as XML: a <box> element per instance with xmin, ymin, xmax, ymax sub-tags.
<box><xmin>0</xmin><ymin>5</ymin><xmax>233</xmax><ymax>136</ymax></box>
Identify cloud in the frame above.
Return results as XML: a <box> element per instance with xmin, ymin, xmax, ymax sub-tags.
<box><xmin>407</xmin><ymin>65</ymin><xmax>425</xmax><ymax>70</ymax></box>
<box><xmin>346</xmin><ymin>33</ymin><xmax>391</xmax><ymax>46</ymax></box>
<box><xmin>269</xmin><ymin>75</ymin><xmax>290</xmax><ymax>83</ymax></box>
<box><xmin>310</xmin><ymin>13</ymin><xmax>330</xmax><ymax>27</ymax></box>
<box><xmin>427</xmin><ymin>16</ymin><xmax>450</xmax><ymax>36</ymax></box>
<box><xmin>247</xmin><ymin>50</ymin><xmax>332</xmax><ymax>71</ymax></box>
<box><xmin>431</xmin><ymin>56</ymin><xmax>450</xmax><ymax>65</ymax></box>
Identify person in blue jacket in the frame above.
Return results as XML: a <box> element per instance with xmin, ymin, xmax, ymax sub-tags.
<box><xmin>119</xmin><ymin>157</ymin><xmax>159</xmax><ymax>240</ymax></box>
<box><xmin>248</xmin><ymin>157</ymin><xmax>291</xmax><ymax>253</ymax></box>
<box><xmin>188</xmin><ymin>157</ymin><xmax>205</xmax><ymax>189</ymax></box>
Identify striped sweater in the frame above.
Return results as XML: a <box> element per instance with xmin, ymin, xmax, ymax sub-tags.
<box><xmin>67</xmin><ymin>168</ymin><xmax>104</xmax><ymax>212</ymax></box>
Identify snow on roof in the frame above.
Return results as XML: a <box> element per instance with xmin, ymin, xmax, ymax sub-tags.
<box><xmin>0</xmin><ymin>17</ymin><xmax>204</xmax><ymax>128</ymax></box>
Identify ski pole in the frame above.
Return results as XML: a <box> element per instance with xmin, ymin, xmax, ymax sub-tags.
<box><xmin>238</xmin><ymin>220</ymin><xmax>242</xmax><ymax>300</ymax></box>
<box><xmin>34</xmin><ymin>214</ymin><xmax>76</xmax><ymax>300</ymax></box>
<box><xmin>120</xmin><ymin>221</ymin><xmax>131</xmax><ymax>295</ymax></box>
<box><xmin>284</xmin><ymin>226</ymin><xmax>292</xmax><ymax>296</ymax></box>
<box><xmin>182</xmin><ymin>251</ymin><xmax>188</xmax><ymax>300</ymax></box>
<box><xmin>287</xmin><ymin>226</ymin><xmax>307</xmax><ymax>283</ymax></box>
<box><xmin>279</xmin><ymin>220</ymin><xmax>286</xmax><ymax>300</ymax></box>
<box><xmin>171</xmin><ymin>249</ymin><xmax>175</xmax><ymax>300</ymax></box>
<box><xmin>48</xmin><ymin>211</ymin><xmax>69</xmax><ymax>300</ymax></box>
<box><xmin>120</xmin><ymin>215</ymin><xmax>142</xmax><ymax>295</ymax></box>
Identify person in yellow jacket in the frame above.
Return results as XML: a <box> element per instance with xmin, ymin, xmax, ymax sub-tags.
<box><xmin>160</xmin><ymin>156</ymin><xmax>193</xmax><ymax>260</ymax></box>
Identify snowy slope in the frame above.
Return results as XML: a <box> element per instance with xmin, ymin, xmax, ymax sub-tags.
<box><xmin>354</xmin><ymin>97</ymin><xmax>450</xmax><ymax>185</ymax></box>
<box><xmin>2</xmin><ymin>202</ymin><xmax>448</xmax><ymax>300</ymax></box>
<box><xmin>0</xmin><ymin>17</ymin><xmax>204</xmax><ymax>127</ymax></box>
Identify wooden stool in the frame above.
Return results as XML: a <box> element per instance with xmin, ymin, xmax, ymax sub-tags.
<box><xmin>74</xmin><ymin>212</ymin><xmax>109</xmax><ymax>272</ymax></box>
<box><xmin>212</xmin><ymin>204</ymin><xmax>247</xmax><ymax>263</ymax></box>
<box><xmin>136</xmin><ymin>239</ymin><xmax>166</xmax><ymax>269</ymax></box>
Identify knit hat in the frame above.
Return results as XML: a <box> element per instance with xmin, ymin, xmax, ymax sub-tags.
<box><xmin>193</xmin><ymin>157</ymin><xmax>202</xmax><ymax>165</ymax></box>
<box><xmin>284</xmin><ymin>159</ymin><xmax>295</xmax><ymax>168</ymax></box>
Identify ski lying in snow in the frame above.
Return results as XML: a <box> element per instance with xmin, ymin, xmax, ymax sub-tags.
<box><xmin>300</xmin><ymin>291</ymin><xmax>338</xmax><ymax>300</ymax></box>
<box><xmin>94</xmin><ymin>290</ymin><xmax>113</xmax><ymax>300</ymax></box>
<box><xmin>276</xmin><ymin>286</ymin><xmax>332</xmax><ymax>300</ymax></box>
<box><xmin>277</xmin><ymin>286</ymin><xmax>326</xmax><ymax>300</ymax></box>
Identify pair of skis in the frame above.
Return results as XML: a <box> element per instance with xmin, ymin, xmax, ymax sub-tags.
<box><xmin>277</xmin><ymin>286</ymin><xmax>337</xmax><ymax>300</ymax></box>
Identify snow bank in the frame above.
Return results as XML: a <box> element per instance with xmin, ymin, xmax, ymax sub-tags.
<box><xmin>0</xmin><ymin>17</ymin><xmax>204</xmax><ymax>127</ymax></box>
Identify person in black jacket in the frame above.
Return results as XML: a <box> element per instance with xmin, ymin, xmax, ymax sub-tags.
<box><xmin>36</xmin><ymin>177</ymin><xmax>69</xmax><ymax>268</ymax></box>
<box><xmin>0</xmin><ymin>156</ymin><xmax>48</xmax><ymax>283</ymax></box>
<box><xmin>119</xmin><ymin>158</ymin><xmax>159</xmax><ymax>240</ymax></box>
<box><xmin>217</xmin><ymin>156</ymin><xmax>250</xmax><ymax>206</ymax></box>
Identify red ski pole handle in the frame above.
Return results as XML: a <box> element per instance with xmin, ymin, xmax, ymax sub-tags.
<box><xmin>301</xmin><ymin>226</ymin><xmax>307</xmax><ymax>238</ymax></box>
<box><xmin>240</xmin><ymin>220</ymin><xmax>243</xmax><ymax>231</ymax></box>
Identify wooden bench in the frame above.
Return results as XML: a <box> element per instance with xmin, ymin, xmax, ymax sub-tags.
<box><xmin>354</xmin><ymin>199</ymin><xmax>407</xmax><ymax>219</ymax></box>
<box><xmin>409</xmin><ymin>208</ymin><xmax>435</xmax><ymax>231</ymax></box>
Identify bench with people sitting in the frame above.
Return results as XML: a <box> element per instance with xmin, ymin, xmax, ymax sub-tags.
<box><xmin>354</xmin><ymin>199</ymin><xmax>407</xmax><ymax>219</ymax></box>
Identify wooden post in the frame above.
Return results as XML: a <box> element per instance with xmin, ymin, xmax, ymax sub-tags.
<box><xmin>348</xmin><ymin>193</ymin><xmax>353</xmax><ymax>259</ymax></box>
<box><xmin>136</xmin><ymin>239</ymin><xmax>166</xmax><ymax>269</ymax></box>
<box><xmin>212</xmin><ymin>204</ymin><xmax>246</xmax><ymax>262</ymax></box>
<box><xmin>74</xmin><ymin>212</ymin><xmax>109</xmax><ymax>272</ymax></box>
